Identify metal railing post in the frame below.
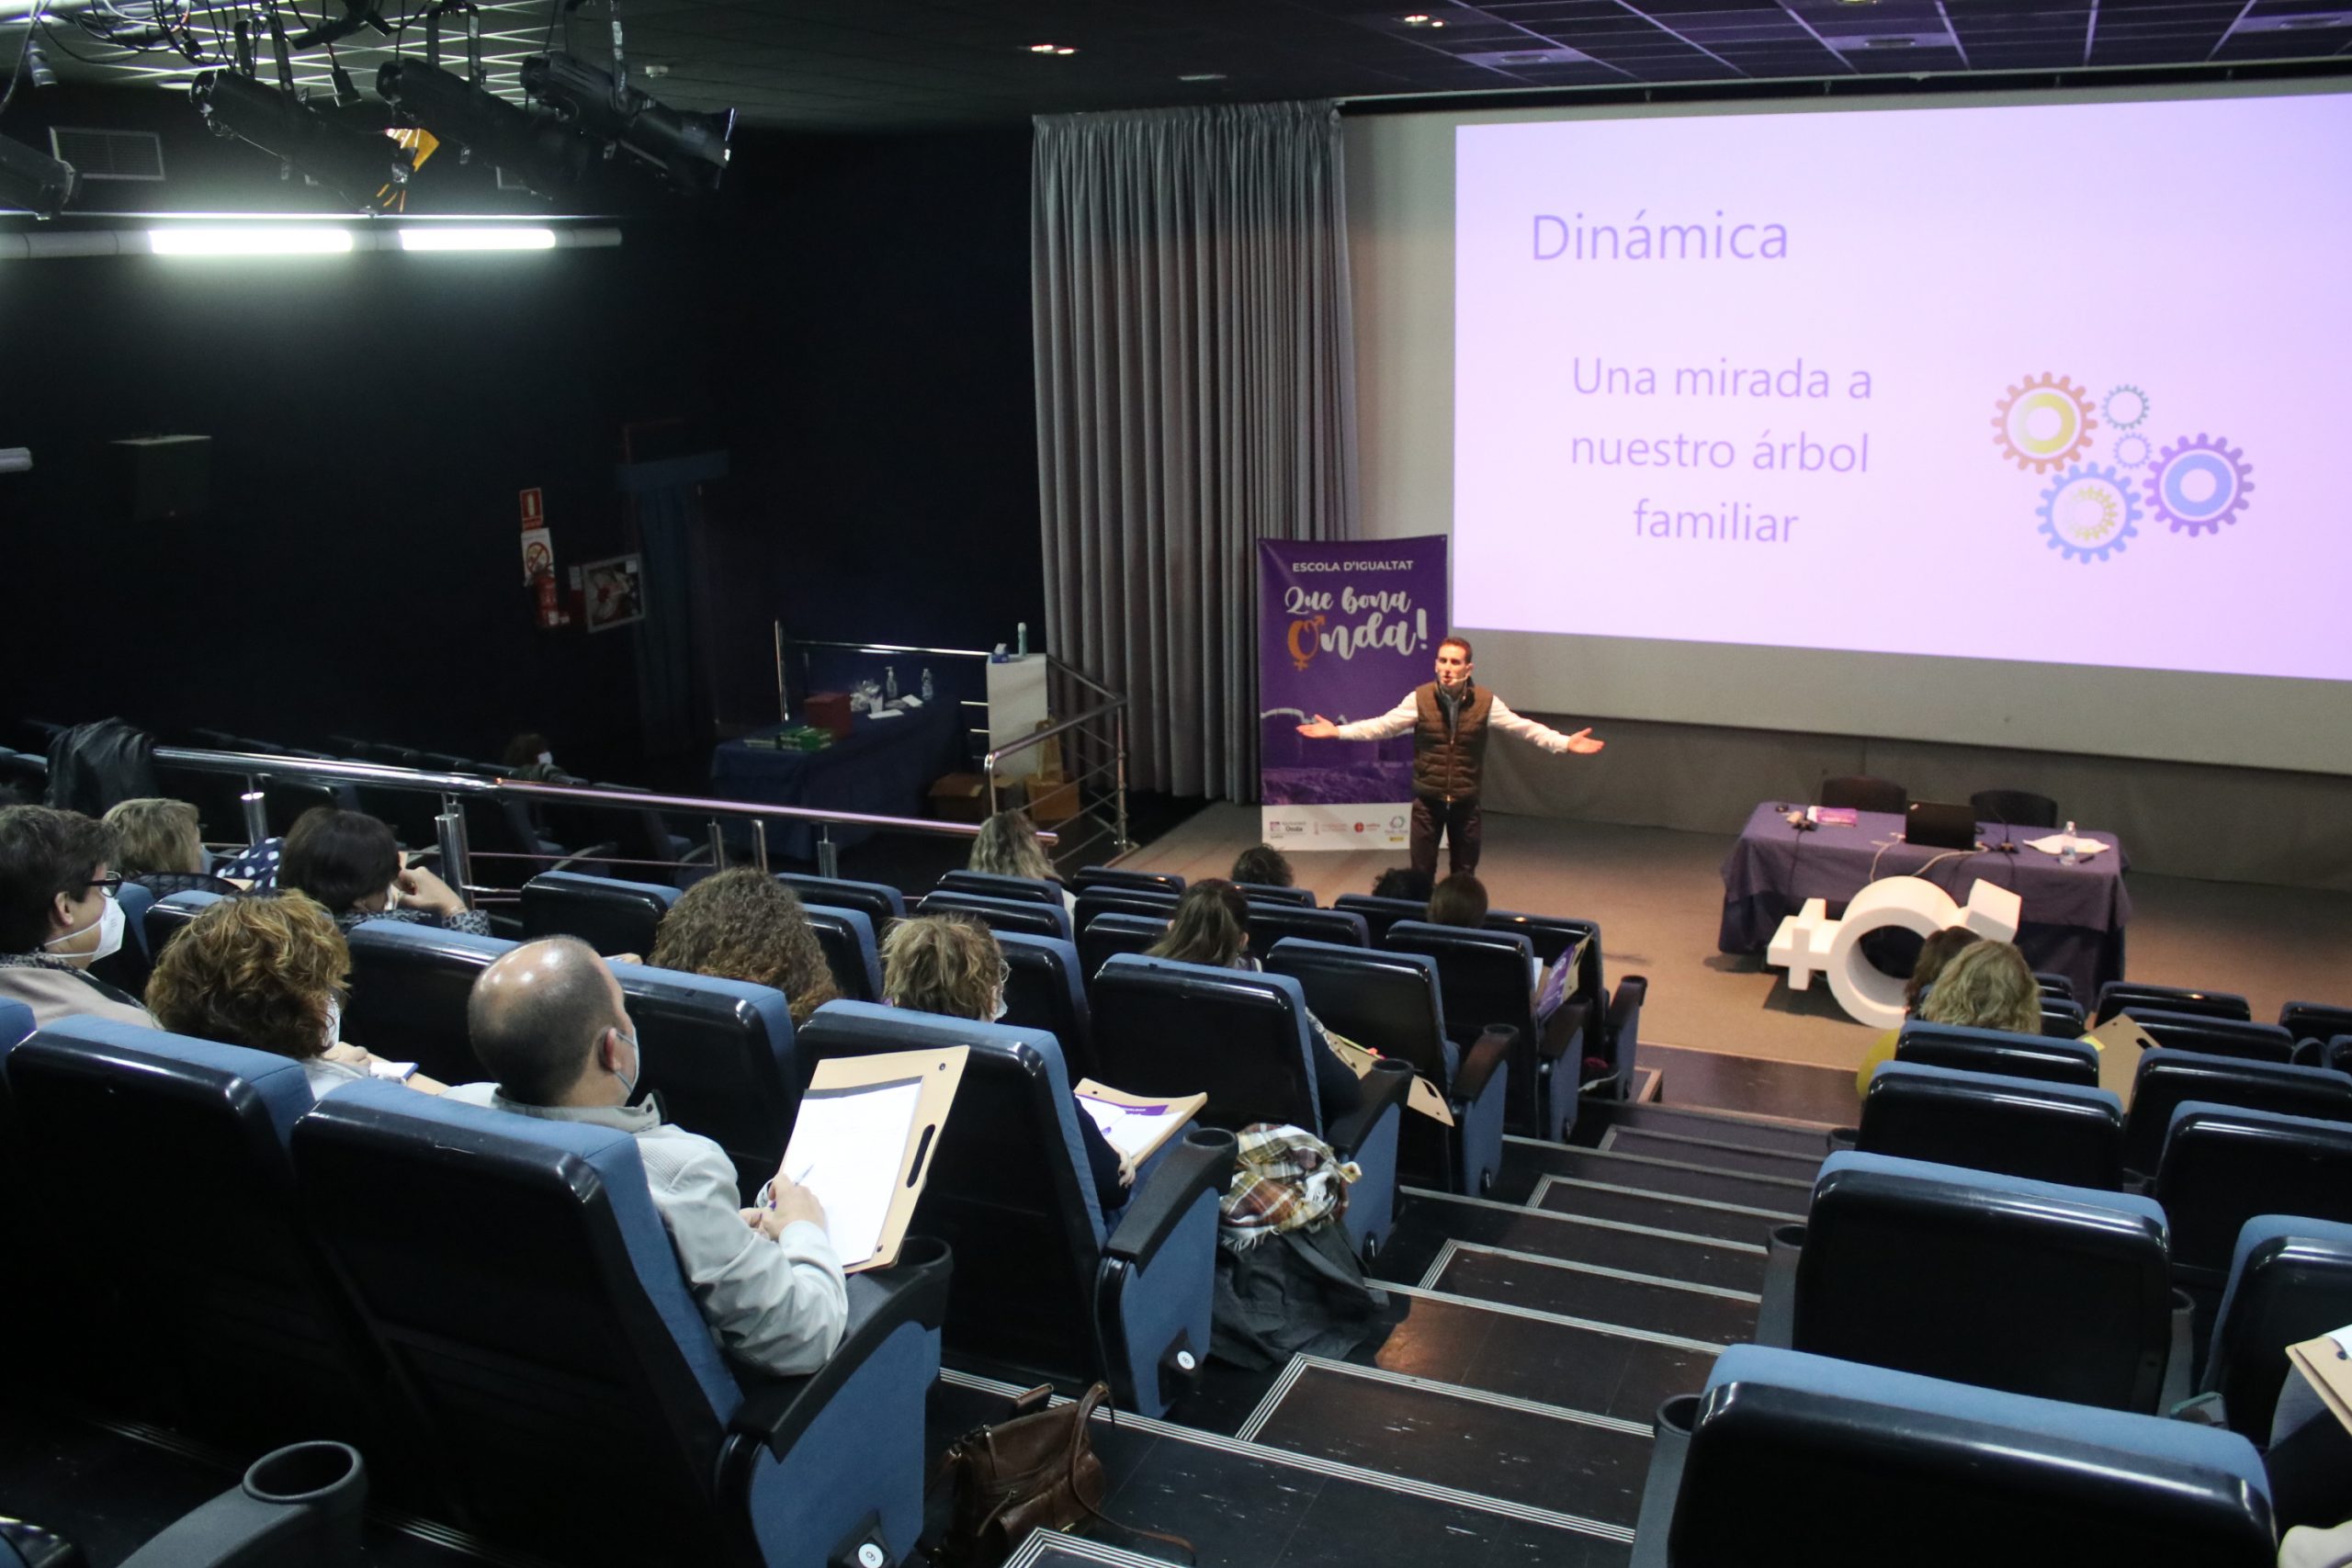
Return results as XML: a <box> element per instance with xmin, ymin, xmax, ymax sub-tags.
<box><xmin>751</xmin><ymin>819</ymin><xmax>769</xmax><ymax>874</ymax></box>
<box><xmin>1114</xmin><ymin>709</ymin><xmax>1132</xmax><ymax>853</ymax></box>
<box><xmin>434</xmin><ymin>795</ymin><xmax>474</xmax><ymax>909</ymax></box>
<box><xmin>707</xmin><ymin>818</ymin><xmax>726</xmax><ymax>869</ymax></box>
<box><xmin>239</xmin><ymin>779</ymin><xmax>269</xmax><ymax>846</ymax></box>
<box><xmin>817</xmin><ymin>825</ymin><xmax>839</xmax><ymax>880</ymax></box>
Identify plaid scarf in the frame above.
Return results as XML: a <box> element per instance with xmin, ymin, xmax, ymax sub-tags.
<box><xmin>1218</xmin><ymin>1122</ymin><xmax>1361</xmax><ymax>1249</ymax></box>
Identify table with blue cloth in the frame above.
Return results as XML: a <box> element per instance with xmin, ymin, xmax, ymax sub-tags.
<box><xmin>1717</xmin><ymin>801</ymin><xmax>2131</xmax><ymax>1004</ymax></box>
<box><xmin>708</xmin><ymin>702</ymin><xmax>965</xmax><ymax>862</ymax></box>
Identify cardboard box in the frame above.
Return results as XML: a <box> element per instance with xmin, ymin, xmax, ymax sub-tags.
<box><xmin>1025</xmin><ymin>775</ymin><xmax>1080</xmax><ymax>824</ymax></box>
<box><xmin>929</xmin><ymin>772</ymin><xmax>990</xmax><ymax>823</ymax></box>
<box><xmin>803</xmin><ymin>692</ymin><xmax>853</xmax><ymax>740</ymax></box>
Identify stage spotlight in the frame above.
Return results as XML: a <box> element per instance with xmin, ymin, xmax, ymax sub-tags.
<box><xmin>0</xmin><ymin>132</ymin><xmax>76</xmax><ymax>220</ymax></box>
<box><xmin>376</xmin><ymin>59</ymin><xmax>594</xmax><ymax>197</ymax></box>
<box><xmin>190</xmin><ymin>70</ymin><xmax>413</xmax><ymax>211</ymax></box>
<box><xmin>520</xmin><ymin>51</ymin><xmax>733</xmax><ymax>193</ymax></box>
<box><xmin>22</xmin><ymin>35</ymin><xmax>58</xmax><ymax>89</ymax></box>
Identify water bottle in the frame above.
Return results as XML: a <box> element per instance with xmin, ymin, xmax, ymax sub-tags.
<box><xmin>921</xmin><ymin>668</ymin><xmax>934</xmax><ymax>703</ymax></box>
<box><xmin>1016</xmin><ymin>621</ymin><xmax>1028</xmax><ymax>658</ymax></box>
<box><xmin>886</xmin><ymin>666</ymin><xmax>899</xmax><ymax>702</ymax></box>
<box><xmin>2060</xmin><ymin>820</ymin><xmax>2078</xmax><ymax>867</ymax></box>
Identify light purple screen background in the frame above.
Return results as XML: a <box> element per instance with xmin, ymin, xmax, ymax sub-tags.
<box><xmin>1453</xmin><ymin>94</ymin><xmax>2352</xmax><ymax>682</ymax></box>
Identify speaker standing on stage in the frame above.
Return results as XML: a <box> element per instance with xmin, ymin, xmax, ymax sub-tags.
<box><xmin>1295</xmin><ymin>637</ymin><xmax>1602</xmax><ymax>876</ymax></box>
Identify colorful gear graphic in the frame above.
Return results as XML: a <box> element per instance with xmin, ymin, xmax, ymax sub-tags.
<box><xmin>2037</xmin><ymin>462</ymin><xmax>2142</xmax><ymax>563</ymax></box>
<box><xmin>2145</xmin><ymin>434</ymin><xmax>2254</xmax><ymax>536</ymax></box>
<box><xmin>2112</xmin><ymin>432</ymin><xmax>2153</xmax><ymax>469</ymax></box>
<box><xmin>2101</xmin><ymin>385</ymin><xmax>2150</xmax><ymax>430</ymax></box>
<box><xmin>1993</xmin><ymin>374</ymin><xmax>2098</xmax><ymax>473</ymax></box>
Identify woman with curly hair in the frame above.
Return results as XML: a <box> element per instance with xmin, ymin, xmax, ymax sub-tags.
<box><xmin>1917</xmin><ymin>939</ymin><xmax>2043</xmax><ymax>1038</ymax></box>
<box><xmin>649</xmin><ymin>868</ymin><xmax>840</xmax><ymax>1027</ymax></box>
<box><xmin>145</xmin><ymin>892</ymin><xmax>445</xmax><ymax>1099</ymax></box>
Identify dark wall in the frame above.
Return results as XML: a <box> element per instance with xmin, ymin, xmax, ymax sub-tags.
<box><xmin>0</xmin><ymin>91</ymin><xmax>1042</xmax><ymax>777</ymax></box>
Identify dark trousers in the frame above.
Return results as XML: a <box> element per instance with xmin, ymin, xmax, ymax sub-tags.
<box><xmin>1410</xmin><ymin>795</ymin><xmax>1482</xmax><ymax>876</ymax></box>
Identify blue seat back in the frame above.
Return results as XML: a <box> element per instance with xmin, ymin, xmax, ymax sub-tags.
<box><xmin>1073</xmin><ymin>885</ymin><xmax>1180</xmax><ymax>933</ymax></box>
<box><xmin>1895</xmin><ymin>1021</ymin><xmax>2099</xmax><ymax>1087</ymax></box>
<box><xmin>797</xmin><ymin>1004</ymin><xmax>1103</xmax><ymax>1372</ymax></box>
<box><xmin>605</xmin><ymin>960</ymin><xmax>804</xmax><ymax>1200</ymax></box>
<box><xmin>1076</xmin><ymin>912</ymin><xmax>1168</xmax><ymax>990</ymax></box>
<box><xmin>0</xmin><ymin>1019</ymin><xmax>377</xmax><ymax>1447</ymax></box>
<box><xmin>2156</xmin><ymin>1102</ymin><xmax>2352</xmax><ymax>1278</ymax></box>
<box><xmin>1245</xmin><ymin>901</ymin><xmax>1366</xmax><ymax>953</ymax></box>
<box><xmin>774</xmin><ymin>873</ymin><xmax>904</xmax><ymax>929</ymax></box>
<box><xmin>519</xmin><ymin>871</ymin><xmax>679</xmax><ymax>957</ymax></box>
<box><xmin>0</xmin><ymin>998</ymin><xmax>31</xmax><ymax>1048</ymax></box>
<box><xmin>917</xmin><ymin>890</ymin><xmax>1073</xmax><ymax>943</ymax></box>
<box><xmin>2127</xmin><ymin>1009</ymin><xmax>2295</xmax><ymax>1066</ymax></box>
<box><xmin>2041</xmin><ymin>996</ymin><xmax>2088</xmax><ymax>1039</ymax></box>
<box><xmin>998</xmin><ymin>932</ymin><xmax>1093</xmax><ymax>1080</ymax></box>
<box><xmin>1676</xmin><ymin>1345</ymin><xmax>2274</xmax><ymax>1566</ymax></box>
<box><xmin>1858</xmin><ymin>1062</ymin><xmax>2123</xmax><ymax>1190</ymax></box>
<box><xmin>1069</xmin><ymin>866</ymin><xmax>1182</xmax><ymax>896</ymax></box>
<box><xmin>1262</xmin><ymin>939</ymin><xmax>1450</xmax><ymax>1087</ymax></box>
<box><xmin>1331</xmin><ymin>893</ymin><xmax>1426</xmax><ymax>948</ymax></box>
<box><xmin>2034</xmin><ymin>971</ymin><xmax>2080</xmax><ymax>1004</ymax></box>
<box><xmin>288</xmin><ymin>1081</ymin><xmax>744</xmax><ymax>1562</ymax></box>
<box><xmin>1484</xmin><ymin>908</ymin><xmax>1587</xmax><ymax>968</ymax></box>
<box><xmin>2282</xmin><ymin>1001</ymin><xmax>2352</xmax><ymax>1048</ymax></box>
<box><xmin>803</xmin><ymin>903</ymin><xmax>884</xmax><ymax>1003</ymax></box>
<box><xmin>2205</xmin><ymin>1215</ymin><xmax>2352</xmax><ymax>1443</ymax></box>
<box><xmin>1235</xmin><ymin>882</ymin><xmax>1314</xmax><ymax>907</ymax></box>
<box><xmin>145</xmin><ymin>887</ymin><xmax>226</xmax><ymax>957</ymax></box>
<box><xmin>936</xmin><ymin>871</ymin><xmax>1066</xmax><ymax>908</ymax></box>
<box><xmin>1798</xmin><ymin>1151</ymin><xmax>2175</xmax><ymax>1411</ymax></box>
<box><xmin>2098</xmin><ymin>981</ymin><xmax>2251</xmax><ymax>1025</ymax></box>
<box><xmin>342</xmin><ymin>920</ymin><xmax>516</xmax><ymax>1085</ymax></box>
<box><xmin>2124</xmin><ymin>1049</ymin><xmax>2352</xmax><ymax>1176</ymax></box>
<box><xmin>1383</xmin><ymin>920</ymin><xmax>1537</xmax><ymax>1045</ymax></box>
<box><xmin>1091</xmin><ymin>955</ymin><xmax>1322</xmax><ymax>1135</ymax></box>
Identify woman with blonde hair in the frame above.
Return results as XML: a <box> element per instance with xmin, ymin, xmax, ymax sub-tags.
<box><xmin>649</xmin><ymin>868</ymin><xmax>840</xmax><ymax>1026</ymax></box>
<box><xmin>1852</xmin><ymin>924</ymin><xmax>1983</xmax><ymax>1097</ymax></box>
<box><xmin>968</xmin><ymin>809</ymin><xmax>1074</xmax><ymax>917</ymax></box>
<box><xmin>1916</xmin><ymin>939</ymin><xmax>2043</xmax><ymax>1038</ymax></box>
<box><xmin>102</xmin><ymin>797</ymin><xmax>238</xmax><ymax>899</ymax></box>
<box><xmin>145</xmin><ymin>892</ymin><xmax>444</xmax><ymax>1098</ymax></box>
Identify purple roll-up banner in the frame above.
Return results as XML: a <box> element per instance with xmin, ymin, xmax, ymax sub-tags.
<box><xmin>1258</xmin><ymin>536</ymin><xmax>1449</xmax><ymax>850</ymax></box>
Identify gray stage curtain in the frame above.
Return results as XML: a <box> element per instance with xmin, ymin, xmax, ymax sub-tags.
<box><xmin>1034</xmin><ymin>101</ymin><xmax>1359</xmax><ymax>800</ymax></box>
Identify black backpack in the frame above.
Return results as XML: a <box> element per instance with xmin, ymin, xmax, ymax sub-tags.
<box><xmin>45</xmin><ymin>718</ymin><xmax>161</xmax><ymax>817</ymax></box>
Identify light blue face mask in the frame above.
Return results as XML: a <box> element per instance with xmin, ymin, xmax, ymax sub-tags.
<box><xmin>612</xmin><ymin>1026</ymin><xmax>644</xmax><ymax>1102</ymax></box>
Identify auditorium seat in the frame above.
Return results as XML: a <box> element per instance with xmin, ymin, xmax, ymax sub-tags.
<box><xmin>1856</xmin><ymin>1062</ymin><xmax>2123</xmax><ymax>1190</ymax></box>
<box><xmin>1069</xmin><ymin>866</ymin><xmax>1183</xmax><ymax>896</ymax></box>
<box><xmin>1894</xmin><ymin>1021</ymin><xmax>2099</xmax><ymax>1087</ymax></box>
<box><xmin>520</xmin><ymin>871</ymin><xmax>679</xmax><ymax>957</ymax></box>
<box><xmin>1235</xmin><ymin>881</ymin><xmax>1315</xmax><ymax>907</ymax></box>
<box><xmin>1076</xmin><ymin>912</ymin><xmax>1167</xmax><ymax>991</ymax></box>
<box><xmin>2155</xmin><ymin>1103</ymin><xmax>2352</xmax><ymax>1340</ymax></box>
<box><xmin>1331</xmin><ymin>893</ymin><xmax>1426</xmax><ymax>947</ymax></box>
<box><xmin>1244</xmin><ymin>900</ymin><xmax>1366</xmax><ymax>952</ymax></box>
<box><xmin>773</xmin><ymin>873</ymin><xmax>904</xmax><ymax>930</ymax></box>
<box><xmin>2198</xmin><ymin>1215</ymin><xmax>2352</xmax><ymax>1444</ymax></box>
<box><xmin>1481</xmin><ymin>908</ymin><xmax>1587</xmax><ymax>967</ymax></box>
<box><xmin>997</xmin><ymin>931</ymin><xmax>1094</xmax><ymax>1080</ymax></box>
<box><xmin>1263</xmin><ymin>937</ymin><xmax>1510</xmax><ymax>1196</ymax></box>
<box><xmin>0</xmin><ymin>1019</ymin><xmax>391</xmax><ymax>1463</ymax></box>
<box><xmin>1817</xmin><ymin>775</ymin><xmax>1905</xmax><ymax>815</ymax></box>
<box><xmin>2033</xmin><ymin>970</ymin><xmax>2079</xmax><ymax>1004</ymax></box>
<box><xmin>1385</xmin><ymin>919</ymin><xmax>1577</xmax><ymax>1140</ymax></box>
<box><xmin>2040</xmin><ymin>995</ymin><xmax>2088</xmax><ymax>1039</ymax></box>
<box><xmin>1970</xmin><ymin>788</ymin><xmax>2061</xmax><ymax>829</ymax></box>
<box><xmin>2281</xmin><ymin>1000</ymin><xmax>2352</xmax><ymax>1048</ymax></box>
<box><xmin>797</xmin><ymin>1003</ymin><xmax>1233</xmax><ymax>1419</ymax></box>
<box><xmin>290</xmin><ymin>1081</ymin><xmax>950</xmax><ymax>1567</ymax></box>
<box><xmin>934</xmin><ymin>870</ymin><xmax>1067</xmax><ymax>908</ymax></box>
<box><xmin>2122</xmin><ymin>1050</ymin><xmax>2352</xmax><ymax>1178</ymax></box>
<box><xmin>916</xmin><ymin>889</ymin><xmax>1073</xmax><ymax>942</ymax></box>
<box><xmin>1489</xmin><ymin>910</ymin><xmax>1645</xmax><ymax>1100</ymax></box>
<box><xmin>2125</xmin><ymin>1009</ymin><xmax>2294</xmax><ymax>1065</ymax></box>
<box><xmin>342</xmin><ymin>920</ymin><xmax>513</xmax><ymax>1084</ymax></box>
<box><xmin>801</xmin><ymin>904</ymin><xmax>883</xmax><ymax>1003</ymax></box>
<box><xmin>145</xmin><ymin>886</ymin><xmax>225</xmax><ymax>954</ymax></box>
<box><xmin>1757</xmin><ymin>1151</ymin><xmax>2179</xmax><ymax>1412</ymax></box>
<box><xmin>0</xmin><ymin>999</ymin><xmax>29</xmax><ymax>1048</ymax></box>
<box><xmin>1072</xmin><ymin>885</ymin><xmax>1180</xmax><ymax>933</ymax></box>
<box><xmin>1090</xmin><ymin>954</ymin><xmax>1409</xmax><ymax>1261</ymax></box>
<box><xmin>1629</xmin><ymin>1345</ymin><xmax>2274</xmax><ymax>1568</ymax></box>
<box><xmin>2097</xmin><ymin>981</ymin><xmax>2252</xmax><ymax>1025</ymax></box>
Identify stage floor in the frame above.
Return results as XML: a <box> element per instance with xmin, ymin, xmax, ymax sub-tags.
<box><xmin>1131</xmin><ymin>804</ymin><xmax>2352</xmax><ymax>1089</ymax></box>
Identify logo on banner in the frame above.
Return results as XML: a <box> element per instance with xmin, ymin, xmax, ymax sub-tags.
<box><xmin>1288</xmin><ymin>615</ymin><xmax>1325</xmax><ymax>671</ymax></box>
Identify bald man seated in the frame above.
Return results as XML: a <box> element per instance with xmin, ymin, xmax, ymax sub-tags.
<box><xmin>448</xmin><ymin>937</ymin><xmax>847</xmax><ymax>1376</ymax></box>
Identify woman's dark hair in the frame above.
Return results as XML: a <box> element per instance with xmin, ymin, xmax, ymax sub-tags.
<box><xmin>0</xmin><ymin>805</ymin><xmax>117</xmax><ymax>953</ymax></box>
<box><xmin>1145</xmin><ymin>878</ymin><xmax>1251</xmax><ymax>967</ymax></box>
<box><xmin>1230</xmin><ymin>844</ymin><xmax>1295</xmax><ymax>888</ymax></box>
<box><xmin>278</xmin><ymin>807</ymin><xmax>401</xmax><ymax>917</ymax></box>
<box><xmin>1904</xmin><ymin>926</ymin><xmax>1981</xmax><ymax>1012</ymax></box>
<box><xmin>1372</xmin><ymin>867</ymin><xmax>1434</xmax><ymax>903</ymax></box>
<box><xmin>1427</xmin><ymin>874</ymin><xmax>1490</xmax><ymax>929</ymax></box>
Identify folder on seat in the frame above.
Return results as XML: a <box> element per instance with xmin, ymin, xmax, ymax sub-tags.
<box><xmin>1073</xmin><ymin>1078</ymin><xmax>1208</xmax><ymax>1165</ymax></box>
<box><xmin>2288</xmin><ymin>1325</ymin><xmax>2352</xmax><ymax>1437</ymax></box>
<box><xmin>779</xmin><ymin>1045</ymin><xmax>967</xmax><ymax>1272</ymax></box>
<box><xmin>1326</xmin><ymin>1033</ymin><xmax>1456</xmax><ymax>1128</ymax></box>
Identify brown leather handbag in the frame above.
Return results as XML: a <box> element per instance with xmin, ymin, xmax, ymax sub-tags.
<box><xmin>933</xmin><ymin>1382</ymin><xmax>1110</xmax><ymax>1568</ymax></box>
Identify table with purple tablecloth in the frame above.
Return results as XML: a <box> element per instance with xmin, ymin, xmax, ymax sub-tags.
<box><xmin>708</xmin><ymin>701</ymin><xmax>964</xmax><ymax>862</ymax></box>
<box><xmin>1718</xmin><ymin>801</ymin><xmax>2131</xmax><ymax>1003</ymax></box>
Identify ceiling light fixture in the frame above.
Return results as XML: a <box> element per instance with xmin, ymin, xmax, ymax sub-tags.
<box><xmin>0</xmin><ymin>132</ymin><xmax>76</xmax><ymax>219</ymax></box>
<box><xmin>149</xmin><ymin>225</ymin><xmax>357</xmax><ymax>256</ymax></box>
<box><xmin>22</xmin><ymin>34</ymin><xmax>57</xmax><ymax>89</ymax></box>
<box><xmin>395</xmin><ymin>225</ymin><xmax>556</xmax><ymax>251</ymax></box>
<box><xmin>1028</xmin><ymin>42</ymin><xmax>1057</xmax><ymax>53</ymax></box>
<box><xmin>190</xmin><ymin>70</ymin><xmax>413</xmax><ymax>210</ymax></box>
<box><xmin>522</xmin><ymin>51</ymin><xmax>734</xmax><ymax>193</ymax></box>
<box><xmin>378</xmin><ymin>59</ymin><xmax>594</xmax><ymax>197</ymax></box>
<box><xmin>1178</xmin><ymin>73</ymin><xmax>1227</xmax><ymax>82</ymax></box>
<box><xmin>1054</xmin><ymin>46</ymin><xmax>1077</xmax><ymax>55</ymax></box>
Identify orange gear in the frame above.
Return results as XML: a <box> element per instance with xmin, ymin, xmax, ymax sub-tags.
<box><xmin>1991</xmin><ymin>373</ymin><xmax>2098</xmax><ymax>474</ymax></box>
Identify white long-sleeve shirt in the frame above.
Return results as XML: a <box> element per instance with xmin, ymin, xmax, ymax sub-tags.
<box><xmin>1330</xmin><ymin>690</ymin><xmax>1581</xmax><ymax>754</ymax></box>
<box><xmin>444</xmin><ymin>1084</ymin><xmax>848</xmax><ymax>1375</ymax></box>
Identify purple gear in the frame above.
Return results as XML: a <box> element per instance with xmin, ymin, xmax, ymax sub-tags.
<box><xmin>2145</xmin><ymin>434</ymin><xmax>2254</xmax><ymax>536</ymax></box>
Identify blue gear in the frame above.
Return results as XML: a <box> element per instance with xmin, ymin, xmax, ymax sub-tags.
<box><xmin>2037</xmin><ymin>462</ymin><xmax>2143</xmax><ymax>564</ymax></box>
<box><xmin>2112</xmin><ymin>432</ymin><xmax>2153</xmax><ymax>469</ymax></box>
<box><xmin>2102</xmin><ymin>385</ymin><xmax>2150</xmax><ymax>430</ymax></box>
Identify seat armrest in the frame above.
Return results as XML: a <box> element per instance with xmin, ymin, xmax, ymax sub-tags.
<box><xmin>1452</xmin><ymin>1027</ymin><xmax>1512</xmax><ymax>1110</ymax></box>
<box><xmin>726</xmin><ymin>1237</ymin><xmax>953</xmax><ymax>1461</ymax></box>
<box><xmin>1105</xmin><ymin>1129</ymin><xmax>1238</xmax><ymax>1267</ymax></box>
<box><xmin>1541</xmin><ymin>1000</ymin><xmax>1589</xmax><ymax>1063</ymax></box>
<box><xmin>1328</xmin><ymin>1060</ymin><xmax>1412</xmax><ymax>1158</ymax></box>
<box><xmin>1608</xmin><ymin>976</ymin><xmax>1647</xmax><ymax>1042</ymax></box>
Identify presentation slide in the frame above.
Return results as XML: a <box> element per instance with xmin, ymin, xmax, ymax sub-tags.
<box><xmin>1453</xmin><ymin>93</ymin><xmax>2352</xmax><ymax>685</ymax></box>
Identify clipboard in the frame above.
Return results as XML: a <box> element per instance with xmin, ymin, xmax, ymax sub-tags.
<box><xmin>779</xmin><ymin>1045</ymin><xmax>967</xmax><ymax>1274</ymax></box>
<box><xmin>1326</xmin><ymin>1033</ymin><xmax>1455</xmax><ymax>1128</ymax></box>
<box><xmin>2287</xmin><ymin>1325</ymin><xmax>2352</xmax><ymax>1438</ymax></box>
<box><xmin>1072</xmin><ymin>1078</ymin><xmax>1209</xmax><ymax>1165</ymax></box>
<box><xmin>2082</xmin><ymin>1013</ymin><xmax>2158</xmax><ymax>1110</ymax></box>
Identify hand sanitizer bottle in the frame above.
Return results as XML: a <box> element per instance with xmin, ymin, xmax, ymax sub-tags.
<box><xmin>921</xmin><ymin>668</ymin><xmax>934</xmax><ymax>703</ymax></box>
<box><xmin>2060</xmin><ymin>821</ymin><xmax>2078</xmax><ymax>867</ymax></box>
<box><xmin>886</xmin><ymin>665</ymin><xmax>899</xmax><ymax>702</ymax></box>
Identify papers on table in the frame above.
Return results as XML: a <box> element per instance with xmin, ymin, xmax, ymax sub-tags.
<box><xmin>1073</xmin><ymin>1079</ymin><xmax>1207</xmax><ymax>1165</ymax></box>
<box><xmin>777</xmin><ymin>1045</ymin><xmax>967</xmax><ymax>1272</ymax></box>
<box><xmin>2024</xmin><ymin>832</ymin><xmax>2108</xmax><ymax>859</ymax></box>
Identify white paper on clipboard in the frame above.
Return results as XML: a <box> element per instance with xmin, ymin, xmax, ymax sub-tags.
<box><xmin>780</xmin><ymin>1077</ymin><xmax>923</xmax><ymax>1269</ymax></box>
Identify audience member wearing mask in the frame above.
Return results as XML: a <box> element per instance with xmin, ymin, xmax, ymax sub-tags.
<box><xmin>102</xmin><ymin>797</ymin><xmax>241</xmax><ymax>900</ymax></box>
<box><xmin>880</xmin><ymin>913</ymin><xmax>1130</xmax><ymax>1212</ymax></box>
<box><xmin>145</xmin><ymin>892</ymin><xmax>446</xmax><ymax>1098</ymax></box>
<box><xmin>278</xmin><ymin>807</ymin><xmax>491</xmax><ymax>936</ymax></box>
<box><xmin>0</xmin><ymin>805</ymin><xmax>155</xmax><ymax>1030</ymax></box>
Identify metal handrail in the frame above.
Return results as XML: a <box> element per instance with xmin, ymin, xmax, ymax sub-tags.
<box><xmin>979</xmin><ymin>698</ymin><xmax>1127</xmax><ymax>774</ymax></box>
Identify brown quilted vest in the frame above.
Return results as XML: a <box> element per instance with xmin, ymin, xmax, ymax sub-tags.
<box><xmin>1411</xmin><ymin>682</ymin><xmax>1491</xmax><ymax>801</ymax></box>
